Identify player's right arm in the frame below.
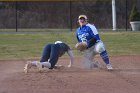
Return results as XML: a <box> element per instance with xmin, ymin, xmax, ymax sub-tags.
<box><xmin>67</xmin><ymin>49</ymin><xmax>74</xmax><ymax>68</ymax></box>
<box><xmin>76</xmin><ymin>28</ymin><xmax>81</xmax><ymax>42</ymax></box>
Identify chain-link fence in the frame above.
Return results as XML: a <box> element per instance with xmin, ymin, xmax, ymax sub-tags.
<box><xmin>0</xmin><ymin>0</ymin><xmax>140</xmax><ymax>31</ymax></box>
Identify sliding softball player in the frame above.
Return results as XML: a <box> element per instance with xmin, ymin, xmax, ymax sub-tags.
<box><xmin>24</xmin><ymin>41</ymin><xmax>74</xmax><ymax>73</ymax></box>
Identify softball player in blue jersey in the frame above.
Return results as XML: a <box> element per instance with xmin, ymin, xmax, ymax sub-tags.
<box><xmin>76</xmin><ymin>15</ymin><xmax>113</xmax><ymax>70</ymax></box>
<box><xmin>24</xmin><ymin>41</ymin><xmax>74</xmax><ymax>73</ymax></box>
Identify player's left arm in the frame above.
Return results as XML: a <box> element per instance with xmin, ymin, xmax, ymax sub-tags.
<box><xmin>87</xmin><ymin>37</ymin><xmax>96</xmax><ymax>47</ymax></box>
<box><xmin>86</xmin><ymin>24</ymin><xmax>101</xmax><ymax>48</ymax></box>
<box><xmin>89</xmin><ymin>24</ymin><xmax>101</xmax><ymax>41</ymax></box>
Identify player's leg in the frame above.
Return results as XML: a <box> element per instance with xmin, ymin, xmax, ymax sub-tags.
<box><xmin>100</xmin><ymin>50</ymin><xmax>113</xmax><ymax>70</ymax></box>
<box><xmin>83</xmin><ymin>47</ymin><xmax>94</xmax><ymax>69</ymax></box>
<box><xmin>24</xmin><ymin>44</ymin><xmax>52</xmax><ymax>73</ymax></box>
<box><xmin>100</xmin><ymin>50</ymin><xmax>109</xmax><ymax>64</ymax></box>
<box><xmin>84</xmin><ymin>46</ymin><xmax>100</xmax><ymax>69</ymax></box>
<box><xmin>35</xmin><ymin>44</ymin><xmax>56</xmax><ymax>71</ymax></box>
<box><xmin>94</xmin><ymin>41</ymin><xmax>113</xmax><ymax>70</ymax></box>
<box><xmin>40</xmin><ymin>44</ymin><xmax>52</xmax><ymax>62</ymax></box>
<box><xmin>35</xmin><ymin>44</ymin><xmax>53</xmax><ymax>70</ymax></box>
<box><xmin>33</xmin><ymin>44</ymin><xmax>60</xmax><ymax>70</ymax></box>
<box><xmin>48</xmin><ymin>44</ymin><xmax>60</xmax><ymax>69</ymax></box>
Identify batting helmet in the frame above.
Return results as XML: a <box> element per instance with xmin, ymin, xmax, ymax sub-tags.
<box><xmin>55</xmin><ymin>41</ymin><xmax>63</xmax><ymax>44</ymax></box>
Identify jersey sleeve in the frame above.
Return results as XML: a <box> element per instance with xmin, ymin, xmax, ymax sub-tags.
<box><xmin>87</xmin><ymin>24</ymin><xmax>100</xmax><ymax>41</ymax></box>
<box><xmin>86</xmin><ymin>24</ymin><xmax>101</xmax><ymax>48</ymax></box>
<box><xmin>76</xmin><ymin>29</ymin><xmax>80</xmax><ymax>42</ymax></box>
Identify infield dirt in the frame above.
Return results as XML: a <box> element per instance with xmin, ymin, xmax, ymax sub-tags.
<box><xmin>0</xmin><ymin>56</ymin><xmax>140</xmax><ymax>93</ymax></box>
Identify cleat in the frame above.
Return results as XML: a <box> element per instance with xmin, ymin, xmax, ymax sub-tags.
<box><xmin>106</xmin><ymin>64</ymin><xmax>113</xmax><ymax>70</ymax></box>
<box><xmin>24</xmin><ymin>61</ymin><xmax>32</xmax><ymax>73</ymax></box>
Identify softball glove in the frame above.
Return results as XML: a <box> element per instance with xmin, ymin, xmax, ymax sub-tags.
<box><xmin>75</xmin><ymin>42</ymin><xmax>87</xmax><ymax>51</ymax></box>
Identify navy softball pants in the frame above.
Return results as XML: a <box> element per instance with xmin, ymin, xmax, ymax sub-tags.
<box><xmin>40</xmin><ymin>44</ymin><xmax>60</xmax><ymax>69</ymax></box>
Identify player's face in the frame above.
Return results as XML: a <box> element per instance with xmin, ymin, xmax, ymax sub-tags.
<box><xmin>78</xmin><ymin>18</ymin><xmax>87</xmax><ymax>26</ymax></box>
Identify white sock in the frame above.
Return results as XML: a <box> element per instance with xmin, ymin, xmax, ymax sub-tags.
<box><xmin>40</xmin><ymin>62</ymin><xmax>51</xmax><ymax>68</ymax></box>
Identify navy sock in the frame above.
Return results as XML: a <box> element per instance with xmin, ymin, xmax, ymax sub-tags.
<box><xmin>100</xmin><ymin>50</ymin><xmax>110</xmax><ymax>64</ymax></box>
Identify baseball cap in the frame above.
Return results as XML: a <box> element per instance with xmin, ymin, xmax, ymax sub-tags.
<box><xmin>78</xmin><ymin>15</ymin><xmax>88</xmax><ymax>20</ymax></box>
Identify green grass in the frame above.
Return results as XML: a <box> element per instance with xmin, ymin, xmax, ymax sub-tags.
<box><xmin>0</xmin><ymin>31</ymin><xmax>140</xmax><ymax>60</ymax></box>
<box><xmin>100</xmin><ymin>32</ymin><xmax>140</xmax><ymax>55</ymax></box>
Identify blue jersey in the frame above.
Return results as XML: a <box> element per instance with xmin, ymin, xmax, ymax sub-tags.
<box><xmin>76</xmin><ymin>23</ymin><xmax>101</xmax><ymax>48</ymax></box>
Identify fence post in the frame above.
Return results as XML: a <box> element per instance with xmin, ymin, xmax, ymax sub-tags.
<box><xmin>125</xmin><ymin>0</ymin><xmax>128</xmax><ymax>31</ymax></box>
<box><xmin>112</xmin><ymin>0</ymin><xmax>117</xmax><ymax>31</ymax></box>
<box><xmin>69</xmin><ymin>0</ymin><xmax>72</xmax><ymax>31</ymax></box>
<box><xmin>15</xmin><ymin>1</ymin><xmax>18</xmax><ymax>32</ymax></box>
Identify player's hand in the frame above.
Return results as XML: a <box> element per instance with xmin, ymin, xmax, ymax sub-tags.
<box><xmin>67</xmin><ymin>64</ymin><xmax>72</xmax><ymax>68</ymax></box>
<box><xmin>68</xmin><ymin>63</ymin><xmax>74</xmax><ymax>68</ymax></box>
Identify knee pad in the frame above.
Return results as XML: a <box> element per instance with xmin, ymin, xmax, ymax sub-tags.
<box><xmin>94</xmin><ymin>42</ymin><xmax>105</xmax><ymax>53</ymax></box>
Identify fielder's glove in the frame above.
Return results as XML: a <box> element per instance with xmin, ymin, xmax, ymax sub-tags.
<box><xmin>75</xmin><ymin>42</ymin><xmax>87</xmax><ymax>51</ymax></box>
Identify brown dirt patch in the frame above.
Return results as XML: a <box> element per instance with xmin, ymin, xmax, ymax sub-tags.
<box><xmin>0</xmin><ymin>55</ymin><xmax>140</xmax><ymax>93</ymax></box>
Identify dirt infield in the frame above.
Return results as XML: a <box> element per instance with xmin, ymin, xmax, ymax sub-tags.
<box><xmin>0</xmin><ymin>56</ymin><xmax>140</xmax><ymax>93</ymax></box>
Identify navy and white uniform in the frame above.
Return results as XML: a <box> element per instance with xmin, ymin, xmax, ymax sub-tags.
<box><xmin>76</xmin><ymin>23</ymin><xmax>110</xmax><ymax>66</ymax></box>
<box><xmin>40</xmin><ymin>43</ymin><xmax>73</xmax><ymax>69</ymax></box>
